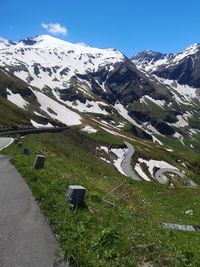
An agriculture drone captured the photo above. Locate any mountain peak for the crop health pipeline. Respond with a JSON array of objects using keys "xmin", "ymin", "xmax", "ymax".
[
  {"xmin": 34, "ymin": 34, "xmax": 65, "ymax": 43},
  {"xmin": 18, "ymin": 34, "xmax": 90, "ymax": 49},
  {"xmin": 182, "ymin": 43, "xmax": 200, "ymax": 55},
  {"xmin": 17, "ymin": 34, "xmax": 68, "ymax": 48},
  {"xmin": 132, "ymin": 50, "xmax": 163, "ymax": 60},
  {"xmin": 0, "ymin": 37, "xmax": 15, "ymax": 47},
  {"xmin": 15, "ymin": 34, "xmax": 124, "ymax": 60}
]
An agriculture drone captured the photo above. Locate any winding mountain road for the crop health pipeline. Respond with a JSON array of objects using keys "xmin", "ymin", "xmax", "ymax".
[
  {"xmin": 154, "ymin": 168, "xmax": 197, "ymax": 186},
  {"xmin": 154, "ymin": 168, "xmax": 185, "ymax": 184},
  {"xmin": 0, "ymin": 138, "xmax": 65, "ymax": 267},
  {"xmin": 121, "ymin": 141, "xmax": 197, "ymax": 187},
  {"xmin": 121, "ymin": 141, "xmax": 141, "ymax": 181}
]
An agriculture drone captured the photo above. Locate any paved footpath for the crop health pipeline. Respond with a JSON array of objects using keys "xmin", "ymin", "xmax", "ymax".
[{"xmin": 0, "ymin": 138, "xmax": 66, "ymax": 267}]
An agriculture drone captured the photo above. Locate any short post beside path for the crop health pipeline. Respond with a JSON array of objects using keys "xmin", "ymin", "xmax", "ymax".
[
  {"xmin": 17, "ymin": 142, "xmax": 23, "ymax": 148},
  {"xmin": 33, "ymin": 155, "xmax": 45, "ymax": 169},
  {"xmin": 23, "ymin": 148, "xmax": 30, "ymax": 155},
  {"xmin": 67, "ymin": 185, "xmax": 86, "ymax": 207}
]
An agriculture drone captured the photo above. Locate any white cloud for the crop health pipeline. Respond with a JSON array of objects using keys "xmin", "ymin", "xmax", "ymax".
[{"xmin": 41, "ymin": 23, "xmax": 68, "ymax": 36}]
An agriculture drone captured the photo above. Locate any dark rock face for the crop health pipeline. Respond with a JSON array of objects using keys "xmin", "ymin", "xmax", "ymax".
[
  {"xmin": 60, "ymin": 67, "xmax": 70, "ymax": 76},
  {"xmin": 105, "ymin": 61, "xmax": 154, "ymax": 105},
  {"xmin": 152, "ymin": 121, "xmax": 175, "ymax": 135},
  {"xmin": 61, "ymin": 59, "xmax": 183, "ymax": 137},
  {"xmin": 153, "ymin": 56, "xmax": 195, "ymax": 86},
  {"xmin": 13, "ymin": 87, "xmax": 33, "ymax": 97},
  {"xmin": 133, "ymin": 46, "xmax": 200, "ymax": 89},
  {"xmin": 56, "ymin": 75, "xmax": 90, "ymax": 103},
  {"xmin": 41, "ymin": 67, "xmax": 52, "ymax": 76},
  {"xmin": 132, "ymin": 51, "xmax": 165, "ymax": 64},
  {"xmin": 20, "ymin": 38, "xmax": 37, "ymax": 46},
  {"xmin": 0, "ymin": 69, "xmax": 34, "ymax": 98},
  {"xmin": 132, "ymin": 51, "xmax": 174, "ymax": 69},
  {"xmin": 165, "ymin": 114, "xmax": 179, "ymax": 123},
  {"xmin": 130, "ymin": 125, "xmax": 152, "ymax": 140},
  {"xmin": 129, "ymin": 111, "xmax": 151, "ymax": 123},
  {"xmin": 77, "ymin": 60, "xmax": 157, "ymax": 106},
  {"xmin": 33, "ymin": 64, "xmax": 40, "ymax": 77},
  {"xmin": 58, "ymin": 88, "xmax": 87, "ymax": 103}
]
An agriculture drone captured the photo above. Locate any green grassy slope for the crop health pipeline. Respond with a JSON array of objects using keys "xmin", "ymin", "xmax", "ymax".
[
  {"xmin": 3, "ymin": 129, "xmax": 200, "ymax": 266},
  {"xmin": 0, "ymin": 69, "xmax": 66, "ymax": 127},
  {"xmin": 0, "ymin": 95, "xmax": 32, "ymax": 127}
]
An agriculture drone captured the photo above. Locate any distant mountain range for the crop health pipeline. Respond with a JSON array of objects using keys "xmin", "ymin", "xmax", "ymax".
[
  {"xmin": 132, "ymin": 43, "xmax": 200, "ymax": 88},
  {"xmin": 0, "ymin": 35, "xmax": 199, "ymax": 147}
]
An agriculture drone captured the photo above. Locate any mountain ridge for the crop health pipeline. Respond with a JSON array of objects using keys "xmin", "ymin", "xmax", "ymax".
[
  {"xmin": 132, "ymin": 43, "xmax": 200, "ymax": 88},
  {"xmin": 2, "ymin": 34, "xmax": 200, "ymax": 62},
  {"xmin": 0, "ymin": 34, "xmax": 199, "ymax": 148}
]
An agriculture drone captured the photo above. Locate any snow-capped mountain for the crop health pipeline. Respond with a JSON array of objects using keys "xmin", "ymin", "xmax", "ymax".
[
  {"xmin": 132, "ymin": 43, "xmax": 200, "ymax": 88},
  {"xmin": 0, "ymin": 35, "xmax": 199, "ymax": 147},
  {"xmin": 0, "ymin": 37, "xmax": 15, "ymax": 48},
  {"xmin": 0, "ymin": 35, "xmax": 124, "ymax": 90}
]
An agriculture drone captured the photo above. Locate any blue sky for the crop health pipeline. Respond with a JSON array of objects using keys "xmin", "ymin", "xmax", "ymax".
[{"xmin": 1, "ymin": 0, "xmax": 200, "ymax": 56}]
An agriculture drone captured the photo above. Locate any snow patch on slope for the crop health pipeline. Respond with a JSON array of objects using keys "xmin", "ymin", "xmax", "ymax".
[
  {"xmin": 30, "ymin": 120, "xmax": 53, "ymax": 128},
  {"xmin": 171, "ymin": 115, "xmax": 189, "ymax": 127},
  {"xmin": 156, "ymin": 78, "xmax": 197, "ymax": 102},
  {"xmin": 114, "ymin": 103, "xmax": 141, "ymax": 128},
  {"xmin": 173, "ymin": 132, "xmax": 185, "ymax": 145},
  {"xmin": 7, "ymin": 89, "xmax": 29, "ymax": 109},
  {"xmin": 0, "ymin": 35, "xmax": 124, "ymax": 91},
  {"xmin": 33, "ymin": 90, "xmax": 81, "ymax": 126},
  {"xmin": 141, "ymin": 95, "xmax": 165, "ymax": 108},
  {"xmin": 97, "ymin": 146, "xmax": 128, "ymax": 175},
  {"xmin": 114, "ymin": 102, "xmax": 163, "ymax": 145},
  {"xmin": 82, "ymin": 125, "xmax": 97, "ymax": 133},
  {"xmin": 137, "ymin": 158, "xmax": 179, "ymax": 177},
  {"xmin": 135, "ymin": 164, "xmax": 151, "ymax": 181},
  {"xmin": 66, "ymin": 100, "xmax": 108, "ymax": 115}
]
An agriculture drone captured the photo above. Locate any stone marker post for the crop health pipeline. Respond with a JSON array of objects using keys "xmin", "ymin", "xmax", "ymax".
[
  {"xmin": 67, "ymin": 185, "xmax": 86, "ymax": 207},
  {"xmin": 17, "ymin": 142, "xmax": 23, "ymax": 148},
  {"xmin": 23, "ymin": 148, "xmax": 30, "ymax": 155},
  {"xmin": 14, "ymin": 139, "xmax": 19, "ymax": 144},
  {"xmin": 33, "ymin": 155, "xmax": 45, "ymax": 169}
]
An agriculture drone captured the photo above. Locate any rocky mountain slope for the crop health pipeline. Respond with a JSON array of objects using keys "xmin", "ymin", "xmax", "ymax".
[
  {"xmin": 132, "ymin": 44, "xmax": 200, "ymax": 88},
  {"xmin": 0, "ymin": 35, "xmax": 199, "ymax": 147},
  {"xmin": 0, "ymin": 68, "xmax": 81, "ymax": 128}
]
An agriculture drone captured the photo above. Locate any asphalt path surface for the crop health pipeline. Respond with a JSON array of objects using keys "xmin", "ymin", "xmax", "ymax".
[
  {"xmin": 154, "ymin": 168, "xmax": 197, "ymax": 186},
  {"xmin": 121, "ymin": 141, "xmax": 141, "ymax": 181},
  {"xmin": 154, "ymin": 168, "xmax": 185, "ymax": 184},
  {"xmin": 0, "ymin": 138, "xmax": 13, "ymax": 151},
  {"xmin": 0, "ymin": 138, "xmax": 66, "ymax": 267}
]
